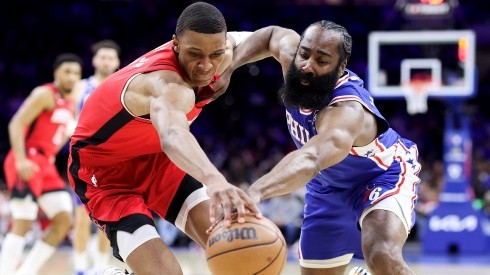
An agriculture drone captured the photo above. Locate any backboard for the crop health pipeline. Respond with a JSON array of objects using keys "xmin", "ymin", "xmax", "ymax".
[{"xmin": 368, "ymin": 30, "xmax": 476, "ymax": 99}]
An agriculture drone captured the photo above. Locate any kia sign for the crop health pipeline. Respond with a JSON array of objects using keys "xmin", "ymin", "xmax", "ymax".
[
  {"xmin": 422, "ymin": 202, "xmax": 488, "ymax": 253},
  {"xmin": 429, "ymin": 215, "xmax": 478, "ymax": 232}
]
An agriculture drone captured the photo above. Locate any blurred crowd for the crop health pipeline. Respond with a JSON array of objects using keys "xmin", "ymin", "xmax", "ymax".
[{"xmin": 1, "ymin": 0, "xmax": 490, "ymax": 249}]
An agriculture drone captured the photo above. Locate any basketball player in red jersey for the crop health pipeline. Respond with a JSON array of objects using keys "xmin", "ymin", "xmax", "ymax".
[
  {"xmin": 0, "ymin": 53, "xmax": 82, "ymax": 275},
  {"xmin": 71, "ymin": 40, "xmax": 121, "ymax": 275},
  {"xmin": 68, "ymin": 2, "xmax": 261, "ymax": 274}
]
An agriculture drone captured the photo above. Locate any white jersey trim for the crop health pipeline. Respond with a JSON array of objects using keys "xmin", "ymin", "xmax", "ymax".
[
  {"xmin": 329, "ymin": 95, "xmax": 376, "ymax": 115},
  {"xmin": 299, "ymin": 253, "xmax": 354, "ymax": 268},
  {"xmin": 120, "ymin": 73, "xmax": 151, "ymax": 122},
  {"xmin": 350, "ymin": 137, "xmax": 396, "ymax": 170}
]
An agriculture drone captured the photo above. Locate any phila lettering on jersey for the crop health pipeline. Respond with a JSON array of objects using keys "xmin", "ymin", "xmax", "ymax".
[{"xmin": 285, "ymin": 110, "xmax": 311, "ymax": 145}]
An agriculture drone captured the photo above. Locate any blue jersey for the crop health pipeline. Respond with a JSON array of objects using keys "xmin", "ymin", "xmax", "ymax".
[
  {"xmin": 77, "ymin": 76, "xmax": 98, "ymax": 114},
  {"xmin": 287, "ymin": 69, "xmax": 421, "ymax": 263},
  {"xmin": 285, "ymin": 69, "xmax": 403, "ymax": 190},
  {"xmin": 72, "ymin": 76, "xmax": 98, "ymax": 206}
]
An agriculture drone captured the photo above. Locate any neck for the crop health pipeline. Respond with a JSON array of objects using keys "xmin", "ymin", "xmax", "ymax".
[
  {"xmin": 93, "ymin": 72, "xmax": 109, "ymax": 84},
  {"xmin": 56, "ymin": 85, "xmax": 70, "ymax": 98}
]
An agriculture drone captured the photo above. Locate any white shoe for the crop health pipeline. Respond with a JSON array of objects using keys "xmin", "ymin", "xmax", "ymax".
[
  {"xmin": 348, "ymin": 266, "xmax": 372, "ymax": 275},
  {"xmin": 91, "ymin": 265, "xmax": 128, "ymax": 275}
]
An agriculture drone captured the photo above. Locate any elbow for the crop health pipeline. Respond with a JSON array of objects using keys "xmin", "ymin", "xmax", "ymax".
[
  {"xmin": 299, "ymin": 148, "xmax": 323, "ymax": 177},
  {"xmin": 304, "ymin": 131, "xmax": 353, "ymax": 171},
  {"xmin": 327, "ymin": 131, "xmax": 354, "ymax": 163}
]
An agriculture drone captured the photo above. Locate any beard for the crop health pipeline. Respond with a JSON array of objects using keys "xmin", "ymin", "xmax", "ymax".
[{"xmin": 278, "ymin": 61, "xmax": 342, "ymax": 110}]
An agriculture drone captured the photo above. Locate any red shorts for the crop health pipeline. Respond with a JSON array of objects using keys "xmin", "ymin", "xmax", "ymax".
[
  {"xmin": 3, "ymin": 149, "xmax": 66, "ymax": 198},
  {"xmin": 68, "ymin": 152, "xmax": 187, "ymax": 222}
]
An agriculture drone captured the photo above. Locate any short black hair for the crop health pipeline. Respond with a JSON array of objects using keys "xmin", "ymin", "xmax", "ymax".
[
  {"xmin": 302, "ymin": 20, "xmax": 352, "ymax": 63},
  {"xmin": 52, "ymin": 53, "xmax": 83, "ymax": 70},
  {"xmin": 175, "ymin": 2, "xmax": 227, "ymax": 37},
  {"xmin": 91, "ymin": 39, "xmax": 121, "ymax": 56}
]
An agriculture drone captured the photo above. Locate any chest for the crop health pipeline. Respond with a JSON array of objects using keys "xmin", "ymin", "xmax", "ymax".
[{"xmin": 285, "ymin": 108, "xmax": 317, "ymax": 146}]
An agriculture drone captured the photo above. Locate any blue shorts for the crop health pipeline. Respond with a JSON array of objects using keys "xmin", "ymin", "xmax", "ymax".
[
  {"xmin": 299, "ymin": 142, "xmax": 420, "ymax": 263},
  {"xmin": 300, "ymin": 184, "xmax": 364, "ymax": 261}
]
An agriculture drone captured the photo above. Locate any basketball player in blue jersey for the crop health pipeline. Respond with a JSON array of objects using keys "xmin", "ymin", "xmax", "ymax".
[
  {"xmin": 223, "ymin": 21, "xmax": 420, "ymax": 275},
  {"xmin": 71, "ymin": 39, "xmax": 121, "ymax": 275}
]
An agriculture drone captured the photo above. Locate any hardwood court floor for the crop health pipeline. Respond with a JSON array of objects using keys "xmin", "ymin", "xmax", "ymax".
[{"xmin": 38, "ymin": 244, "xmax": 490, "ymax": 275}]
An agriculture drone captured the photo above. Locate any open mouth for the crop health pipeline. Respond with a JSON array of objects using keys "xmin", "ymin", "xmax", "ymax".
[{"xmin": 300, "ymin": 79, "xmax": 310, "ymax": 86}]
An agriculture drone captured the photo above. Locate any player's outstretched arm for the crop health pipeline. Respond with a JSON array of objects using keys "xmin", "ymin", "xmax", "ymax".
[
  {"xmin": 248, "ymin": 101, "xmax": 367, "ymax": 202},
  {"xmin": 229, "ymin": 26, "xmax": 300, "ymax": 72},
  {"xmin": 215, "ymin": 26, "xmax": 299, "ymax": 96},
  {"xmin": 146, "ymin": 70, "xmax": 261, "ymax": 226},
  {"xmin": 8, "ymin": 87, "xmax": 53, "ymax": 180}
]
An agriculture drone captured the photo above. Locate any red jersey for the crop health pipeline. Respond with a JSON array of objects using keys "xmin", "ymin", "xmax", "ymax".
[
  {"xmin": 71, "ymin": 42, "xmax": 219, "ymax": 166},
  {"xmin": 25, "ymin": 83, "xmax": 74, "ymax": 158}
]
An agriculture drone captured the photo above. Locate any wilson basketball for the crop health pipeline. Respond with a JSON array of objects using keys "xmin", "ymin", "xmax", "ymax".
[{"xmin": 205, "ymin": 214, "xmax": 287, "ymax": 275}]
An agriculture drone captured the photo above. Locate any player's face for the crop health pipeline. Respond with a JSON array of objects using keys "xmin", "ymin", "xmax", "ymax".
[
  {"xmin": 173, "ymin": 30, "xmax": 226, "ymax": 87},
  {"xmin": 54, "ymin": 62, "xmax": 82, "ymax": 93},
  {"xmin": 278, "ymin": 27, "xmax": 346, "ymax": 110},
  {"xmin": 93, "ymin": 48, "xmax": 120, "ymax": 77}
]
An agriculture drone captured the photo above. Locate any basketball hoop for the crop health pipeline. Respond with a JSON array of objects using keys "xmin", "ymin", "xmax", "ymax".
[{"xmin": 402, "ymin": 78, "xmax": 434, "ymax": 115}]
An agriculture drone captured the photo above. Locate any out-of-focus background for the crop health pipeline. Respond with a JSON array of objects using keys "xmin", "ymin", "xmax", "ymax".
[{"xmin": 1, "ymin": 0, "xmax": 490, "ymax": 274}]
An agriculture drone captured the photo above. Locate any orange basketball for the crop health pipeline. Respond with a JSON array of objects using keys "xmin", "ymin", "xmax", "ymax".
[{"xmin": 205, "ymin": 214, "xmax": 287, "ymax": 275}]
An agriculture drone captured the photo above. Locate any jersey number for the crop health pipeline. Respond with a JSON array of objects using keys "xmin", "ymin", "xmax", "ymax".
[
  {"xmin": 368, "ymin": 187, "xmax": 383, "ymax": 201},
  {"xmin": 52, "ymin": 125, "xmax": 66, "ymax": 146}
]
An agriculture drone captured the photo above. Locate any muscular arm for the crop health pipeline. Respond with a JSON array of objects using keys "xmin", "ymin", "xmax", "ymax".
[
  {"xmin": 229, "ymin": 26, "xmax": 300, "ymax": 75},
  {"xmin": 248, "ymin": 101, "xmax": 368, "ymax": 201},
  {"xmin": 148, "ymin": 71, "xmax": 228, "ymax": 186},
  {"xmin": 8, "ymin": 87, "xmax": 54, "ymax": 180},
  {"xmin": 214, "ymin": 26, "xmax": 300, "ymax": 96},
  {"xmin": 144, "ymin": 70, "xmax": 260, "ymax": 224}
]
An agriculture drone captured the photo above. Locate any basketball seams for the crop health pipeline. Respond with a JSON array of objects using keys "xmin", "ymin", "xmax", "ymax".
[
  {"xmin": 205, "ymin": 216, "xmax": 287, "ymax": 274},
  {"xmin": 253, "ymin": 240, "xmax": 287, "ymax": 275},
  {"xmin": 207, "ymin": 221, "xmax": 284, "ymax": 260},
  {"xmin": 206, "ymin": 236, "xmax": 279, "ymax": 260}
]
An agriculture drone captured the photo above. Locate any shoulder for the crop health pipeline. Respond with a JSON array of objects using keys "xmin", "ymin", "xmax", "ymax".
[
  {"xmin": 20, "ymin": 85, "xmax": 56, "ymax": 110},
  {"xmin": 31, "ymin": 85, "xmax": 55, "ymax": 100},
  {"xmin": 130, "ymin": 69, "xmax": 194, "ymax": 101},
  {"xmin": 137, "ymin": 69, "xmax": 187, "ymax": 88}
]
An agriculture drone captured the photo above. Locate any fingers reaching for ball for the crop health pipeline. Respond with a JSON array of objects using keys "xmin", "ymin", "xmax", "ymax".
[{"xmin": 206, "ymin": 183, "xmax": 262, "ymax": 231}]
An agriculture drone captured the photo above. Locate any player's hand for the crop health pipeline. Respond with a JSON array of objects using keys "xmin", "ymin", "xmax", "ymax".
[
  {"xmin": 206, "ymin": 183, "xmax": 262, "ymax": 229},
  {"xmin": 15, "ymin": 158, "xmax": 39, "ymax": 181}
]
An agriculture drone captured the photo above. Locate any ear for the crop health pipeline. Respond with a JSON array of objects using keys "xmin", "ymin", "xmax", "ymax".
[
  {"xmin": 172, "ymin": 34, "xmax": 179, "ymax": 52},
  {"xmin": 339, "ymin": 60, "xmax": 347, "ymax": 77}
]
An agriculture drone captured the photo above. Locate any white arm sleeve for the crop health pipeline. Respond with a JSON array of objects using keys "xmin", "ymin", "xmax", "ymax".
[{"xmin": 227, "ymin": 31, "xmax": 253, "ymax": 47}]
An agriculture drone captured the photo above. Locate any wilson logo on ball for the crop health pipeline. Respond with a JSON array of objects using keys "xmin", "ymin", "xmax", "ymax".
[{"xmin": 208, "ymin": 227, "xmax": 258, "ymax": 247}]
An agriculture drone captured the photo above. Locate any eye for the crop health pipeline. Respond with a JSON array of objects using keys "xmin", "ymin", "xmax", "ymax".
[
  {"xmin": 211, "ymin": 52, "xmax": 224, "ymax": 59},
  {"xmin": 189, "ymin": 52, "xmax": 200, "ymax": 58},
  {"xmin": 317, "ymin": 60, "xmax": 329, "ymax": 65},
  {"xmin": 298, "ymin": 51, "xmax": 309, "ymax": 59}
]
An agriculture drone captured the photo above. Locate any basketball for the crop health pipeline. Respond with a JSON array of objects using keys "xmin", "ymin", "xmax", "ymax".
[{"xmin": 205, "ymin": 214, "xmax": 287, "ymax": 275}]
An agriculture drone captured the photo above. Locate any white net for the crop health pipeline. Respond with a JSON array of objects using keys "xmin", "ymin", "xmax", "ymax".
[{"xmin": 402, "ymin": 79, "xmax": 436, "ymax": 115}]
